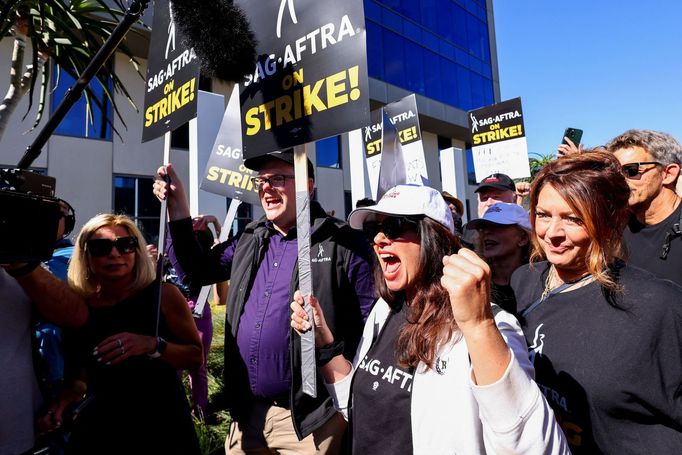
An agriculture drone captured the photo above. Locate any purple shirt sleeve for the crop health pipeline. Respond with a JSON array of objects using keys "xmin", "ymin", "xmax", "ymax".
[
  {"xmin": 347, "ymin": 249, "xmax": 376, "ymax": 322},
  {"xmin": 167, "ymin": 217, "xmax": 238, "ymax": 285}
]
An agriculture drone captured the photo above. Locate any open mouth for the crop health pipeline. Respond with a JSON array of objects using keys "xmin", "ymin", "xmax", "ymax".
[
  {"xmin": 379, "ymin": 252, "xmax": 401, "ymax": 277},
  {"xmin": 264, "ymin": 195, "xmax": 282, "ymax": 208},
  {"xmin": 483, "ymin": 240, "xmax": 499, "ymax": 248}
]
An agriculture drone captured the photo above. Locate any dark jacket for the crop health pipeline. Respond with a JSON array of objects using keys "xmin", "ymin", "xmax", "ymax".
[{"xmin": 169, "ymin": 201, "xmax": 374, "ymax": 439}]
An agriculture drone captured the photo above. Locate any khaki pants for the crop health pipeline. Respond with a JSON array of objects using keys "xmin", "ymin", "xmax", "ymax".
[{"xmin": 225, "ymin": 401, "xmax": 346, "ymax": 455}]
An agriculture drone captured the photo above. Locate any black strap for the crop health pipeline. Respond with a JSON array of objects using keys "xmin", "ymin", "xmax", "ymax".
[{"xmin": 660, "ymin": 208, "xmax": 682, "ymax": 260}]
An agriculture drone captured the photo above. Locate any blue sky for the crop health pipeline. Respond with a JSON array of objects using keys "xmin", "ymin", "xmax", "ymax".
[{"xmin": 492, "ymin": 0, "xmax": 682, "ymax": 158}]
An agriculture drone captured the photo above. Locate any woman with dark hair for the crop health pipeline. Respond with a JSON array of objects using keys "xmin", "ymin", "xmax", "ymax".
[
  {"xmin": 468, "ymin": 202, "xmax": 532, "ymax": 316},
  {"xmin": 291, "ymin": 185, "xmax": 568, "ymax": 454},
  {"xmin": 38, "ymin": 213, "xmax": 202, "ymax": 454},
  {"xmin": 513, "ymin": 151, "xmax": 682, "ymax": 453}
]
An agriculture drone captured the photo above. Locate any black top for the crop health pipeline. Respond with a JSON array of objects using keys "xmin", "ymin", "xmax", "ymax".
[
  {"xmin": 351, "ymin": 303, "xmax": 415, "ymax": 455},
  {"xmin": 491, "ymin": 282, "xmax": 517, "ymax": 316},
  {"xmin": 513, "ymin": 262, "xmax": 682, "ymax": 454},
  {"xmin": 65, "ymin": 284, "xmax": 200, "ymax": 455},
  {"xmin": 624, "ymin": 203, "xmax": 682, "ymax": 286}
]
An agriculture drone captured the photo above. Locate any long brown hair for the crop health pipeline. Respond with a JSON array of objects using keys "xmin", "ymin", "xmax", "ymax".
[
  {"xmin": 529, "ymin": 151, "xmax": 630, "ymax": 289},
  {"xmin": 375, "ymin": 217, "xmax": 461, "ymax": 370}
]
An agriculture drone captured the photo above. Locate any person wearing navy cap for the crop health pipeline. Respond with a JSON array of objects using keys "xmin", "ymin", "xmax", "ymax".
[{"xmin": 475, "ymin": 173, "xmax": 517, "ymax": 217}]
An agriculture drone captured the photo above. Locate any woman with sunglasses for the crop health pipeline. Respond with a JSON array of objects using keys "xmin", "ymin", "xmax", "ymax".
[
  {"xmin": 512, "ymin": 151, "xmax": 682, "ymax": 454},
  {"xmin": 290, "ymin": 185, "xmax": 568, "ymax": 454},
  {"xmin": 40, "ymin": 214, "xmax": 202, "ymax": 454}
]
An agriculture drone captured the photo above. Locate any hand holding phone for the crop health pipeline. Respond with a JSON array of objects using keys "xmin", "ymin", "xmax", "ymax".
[
  {"xmin": 558, "ymin": 127, "xmax": 583, "ymax": 157},
  {"xmin": 562, "ymin": 127, "xmax": 583, "ymax": 146}
]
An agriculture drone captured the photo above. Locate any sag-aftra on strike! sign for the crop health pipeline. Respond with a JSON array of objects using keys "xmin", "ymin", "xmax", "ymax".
[
  {"xmin": 141, "ymin": 0, "xmax": 200, "ymax": 143},
  {"xmin": 235, "ymin": 0, "xmax": 370, "ymax": 157}
]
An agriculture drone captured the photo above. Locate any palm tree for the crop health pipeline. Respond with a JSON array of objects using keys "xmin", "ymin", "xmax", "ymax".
[
  {"xmin": 0, "ymin": 0, "xmax": 144, "ymax": 141},
  {"xmin": 528, "ymin": 151, "xmax": 556, "ymax": 180}
]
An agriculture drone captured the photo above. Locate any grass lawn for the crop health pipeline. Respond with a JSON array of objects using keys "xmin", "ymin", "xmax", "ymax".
[{"xmin": 188, "ymin": 301, "xmax": 231, "ymax": 455}]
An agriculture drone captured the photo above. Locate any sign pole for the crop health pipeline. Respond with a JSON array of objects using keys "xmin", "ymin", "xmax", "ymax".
[
  {"xmin": 191, "ymin": 199, "xmax": 242, "ymax": 318},
  {"xmin": 154, "ymin": 131, "xmax": 172, "ymax": 337},
  {"xmin": 294, "ymin": 144, "xmax": 316, "ymax": 398},
  {"xmin": 188, "ymin": 117, "xmax": 200, "ymax": 217}
]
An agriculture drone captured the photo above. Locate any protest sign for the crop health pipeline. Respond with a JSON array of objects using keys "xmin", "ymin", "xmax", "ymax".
[
  {"xmin": 142, "ymin": 0, "xmax": 200, "ymax": 142},
  {"xmin": 363, "ymin": 94, "xmax": 428, "ymax": 199},
  {"xmin": 235, "ymin": 0, "xmax": 370, "ymax": 157},
  {"xmin": 361, "ymin": 108, "xmax": 382, "ymax": 199},
  {"xmin": 200, "ymin": 87, "xmax": 261, "ymax": 206},
  {"xmin": 468, "ymin": 97, "xmax": 530, "ymax": 181},
  {"xmin": 383, "ymin": 94, "xmax": 428, "ymax": 186},
  {"xmin": 377, "ymin": 109, "xmax": 405, "ymax": 200}
]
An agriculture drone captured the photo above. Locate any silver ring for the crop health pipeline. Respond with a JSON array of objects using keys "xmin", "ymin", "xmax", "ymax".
[
  {"xmin": 120, "ymin": 347, "xmax": 125, "ymax": 355},
  {"xmin": 116, "ymin": 339, "xmax": 122, "ymax": 348}
]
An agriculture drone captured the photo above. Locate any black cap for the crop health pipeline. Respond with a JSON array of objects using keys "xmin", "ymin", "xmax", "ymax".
[
  {"xmin": 475, "ymin": 173, "xmax": 515, "ymax": 193},
  {"xmin": 243, "ymin": 148, "xmax": 315, "ymax": 180}
]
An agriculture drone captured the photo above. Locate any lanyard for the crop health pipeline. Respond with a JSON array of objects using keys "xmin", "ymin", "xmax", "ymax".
[{"xmin": 520, "ymin": 274, "xmax": 592, "ymax": 319}]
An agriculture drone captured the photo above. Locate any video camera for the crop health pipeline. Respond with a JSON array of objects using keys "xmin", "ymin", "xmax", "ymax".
[
  {"xmin": 0, "ymin": 0, "xmax": 150, "ymax": 264},
  {"xmin": 0, "ymin": 169, "xmax": 62, "ymax": 263}
]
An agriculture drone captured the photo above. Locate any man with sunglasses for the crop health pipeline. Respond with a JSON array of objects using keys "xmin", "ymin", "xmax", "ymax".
[
  {"xmin": 154, "ymin": 149, "xmax": 374, "ymax": 454},
  {"xmin": 607, "ymin": 129, "xmax": 682, "ymax": 285}
]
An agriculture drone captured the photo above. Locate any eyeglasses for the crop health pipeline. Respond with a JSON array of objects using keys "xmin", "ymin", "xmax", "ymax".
[
  {"xmin": 621, "ymin": 161, "xmax": 663, "ymax": 179},
  {"xmin": 362, "ymin": 216, "xmax": 421, "ymax": 241},
  {"xmin": 250, "ymin": 174, "xmax": 295, "ymax": 188},
  {"xmin": 86, "ymin": 236, "xmax": 138, "ymax": 257}
]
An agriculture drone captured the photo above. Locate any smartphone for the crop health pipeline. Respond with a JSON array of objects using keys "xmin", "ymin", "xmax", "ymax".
[{"xmin": 562, "ymin": 127, "xmax": 583, "ymax": 146}]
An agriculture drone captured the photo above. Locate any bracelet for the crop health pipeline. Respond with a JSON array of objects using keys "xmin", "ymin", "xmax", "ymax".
[
  {"xmin": 316, "ymin": 339, "xmax": 345, "ymax": 367},
  {"xmin": 5, "ymin": 262, "xmax": 40, "ymax": 278}
]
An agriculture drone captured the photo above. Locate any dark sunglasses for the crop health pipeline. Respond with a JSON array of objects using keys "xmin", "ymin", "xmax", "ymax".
[
  {"xmin": 363, "ymin": 216, "xmax": 422, "ymax": 241},
  {"xmin": 86, "ymin": 236, "xmax": 138, "ymax": 257},
  {"xmin": 621, "ymin": 161, "xmax": 662, "ymax": 179}
]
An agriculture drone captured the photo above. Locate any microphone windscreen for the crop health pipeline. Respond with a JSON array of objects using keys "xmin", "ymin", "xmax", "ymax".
[{"xmin": 170, "ymin": 0, "xmax": 257, "ymax": 83}]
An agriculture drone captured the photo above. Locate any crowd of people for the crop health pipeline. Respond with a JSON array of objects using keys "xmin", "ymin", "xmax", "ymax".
[{"xmin": 2, "ymin": 128, "xmax": 682, "ymax": 454}]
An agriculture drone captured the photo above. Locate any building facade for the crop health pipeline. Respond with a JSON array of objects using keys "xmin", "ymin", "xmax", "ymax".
[{"xmin": 0, "ymin": 0, "xmax": 498, "ymax": 240}]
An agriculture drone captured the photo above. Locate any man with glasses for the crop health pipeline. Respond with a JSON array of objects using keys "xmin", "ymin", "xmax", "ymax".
[
  {"xmin": 154, "ymin": 149, "xmax": 374, "ymax": 454},
  {"xmin": 607, "ymin": 129, "xmax": 682, "ymax": 285}
]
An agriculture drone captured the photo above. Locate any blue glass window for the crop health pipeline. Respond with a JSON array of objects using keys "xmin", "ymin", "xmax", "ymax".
[
  {"xmin": 422, "ymin": 29, "xmax": 440, "ymax": 52},
  {"xmin": 456, "ymin": 65, "xmax": 472, "ymax": 110},
  {"xmin": 366, "ymin": 20, "xmax": 385, "ymax": 80},
  {"xmin": 51, "ymin": 63, "xmax": 112, "ymax": 140},
  {"xmin": 316, "ymin": 135, "xmax": 341, "ymax": 168},
  {"xmin": 452, "ymin": 4, "xmax": 468, "ymax": 49},
  {"xmin": 420, "ymin": 0, "xmax": 438, "ymax": 30},
  {"xmin": 440, "ymin": 58, "xmax": 458, "ymax": 106},
  {"xmin": 383, "ymin": 29, "xmax": 406, "ymax": 88},
  {"xmin": 402, "ymin": 19, "xmax": 422, "ymax": 43},
  {"xmin": 399, "ymin": 0, "xmax": 421, "ymax": 22},
  {"xmin": 423, "ymin": 50, "xmax": 442, "ymax": 101},
  {"xmin": 466, "ymin": 13, "xmax": 484, "ymax": 60},
  {"xmin": 365, "ymin": 0, "xmax": 382, "ymax": 22},
  {"xmin": 381, "ymin": 7, "xmax": 402, "ymax": 33},
  {"xmin": 113, "ymin": 176, "xmax": 160, "ymax": 242},
  {"xmin": 364, "ymin": 0, "xmax": 494, "ymax": 111},
  {"xmin": 470, "ymin": 72, "xmax": 485, "ymax": 109},
  {"xmin": 403, "ymin": 40, "xmax": 425, "ymax": 95},
  {"xmin": 435, "ymin": 0, "xmax": 455, "ymax": 43}
]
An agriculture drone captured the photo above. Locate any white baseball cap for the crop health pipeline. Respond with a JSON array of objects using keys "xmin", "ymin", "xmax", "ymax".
[
  {"xmin": 348, "ymin": 184, "xmax": 454, "ymax": 233},
  {"xmin": 467, "ymin": 202, "xmax": 531, "ymax": 232}
]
